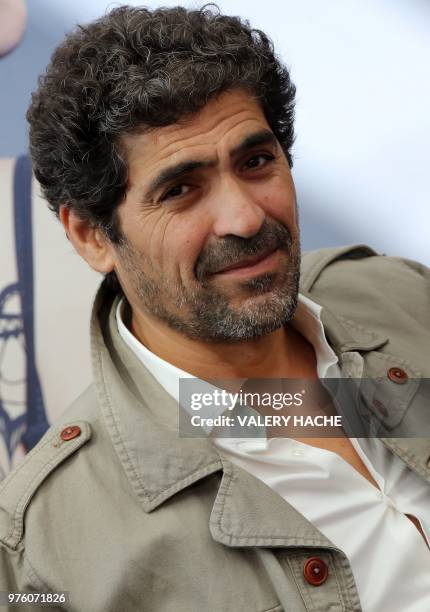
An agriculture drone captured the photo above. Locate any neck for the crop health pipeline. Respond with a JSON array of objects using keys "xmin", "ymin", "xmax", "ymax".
[{"xmin": 130, "ymin": 308, "xmax": 318, "ymax": 381}]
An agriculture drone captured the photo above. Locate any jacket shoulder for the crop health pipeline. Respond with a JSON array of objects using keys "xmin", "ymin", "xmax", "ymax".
[
  {"xmin": 300, "ymin": 243, "xmax": 429, "ymax": 296},
  {"xmin": 0, "ymin": 386, "xmax": 97, "ymax": 551},
  {"xmin": 300, "ymin": 244, "xmax": 430, "ymax": 360},
  {"xmin": 300, "ymin": 243, "xmax": 379, "ymax": 291}
]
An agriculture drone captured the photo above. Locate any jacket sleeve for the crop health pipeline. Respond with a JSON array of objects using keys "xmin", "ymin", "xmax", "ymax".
[{"xmin": 0, "ymin": 421, "xmax": 92, "ymax": 611}]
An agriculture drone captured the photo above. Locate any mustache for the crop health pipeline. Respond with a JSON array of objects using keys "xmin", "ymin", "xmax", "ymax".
[{"xmin": 195, "ymin": 221, "xmax": 293, "ymax": 280}]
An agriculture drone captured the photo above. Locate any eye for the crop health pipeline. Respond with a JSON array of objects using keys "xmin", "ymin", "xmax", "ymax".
[
  {"xmin": 160, "ymin": 183, "xmax": 193, "ymax": 202},
  {"xmin": 243, "ymin": 153, "xmax": 275, "ymax": 170}
]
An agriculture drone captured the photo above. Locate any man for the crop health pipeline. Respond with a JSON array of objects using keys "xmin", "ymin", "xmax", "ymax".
[{"xmin": 0, "ymin": 5, "xmax": 429, "ymax": 611}]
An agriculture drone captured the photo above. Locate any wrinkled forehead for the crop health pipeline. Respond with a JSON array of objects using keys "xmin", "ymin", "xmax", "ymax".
[{"xmin": 120, "ymin": 89, "xmax": 272, "ymax": 173}]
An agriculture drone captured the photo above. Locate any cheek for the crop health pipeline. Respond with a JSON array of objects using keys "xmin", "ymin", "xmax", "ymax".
[
  {"xmin": 123, "ymin": 211, "xmax": 177, "ymax": 272},
  {"xmin": 258, "ymin": 177, "xmax": 297, "ymax": 227},
  {"xmin": 161, "ymin": 216, "xmax": 210, "ymax": 282}
]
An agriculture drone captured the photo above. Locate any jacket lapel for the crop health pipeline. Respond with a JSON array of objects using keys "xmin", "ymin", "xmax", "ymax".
[
  {"xmin": 90, "ymin": 283, "xmax": 342, "ymax": 548},
  {"xmin": 209, "ymin": 455, "xmax": 335, "ymax": 549}
]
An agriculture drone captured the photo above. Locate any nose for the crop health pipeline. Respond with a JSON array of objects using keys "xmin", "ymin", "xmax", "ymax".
[{"xmin": 210, "ymin": 176, "xmax": 266, "ymax": 239}]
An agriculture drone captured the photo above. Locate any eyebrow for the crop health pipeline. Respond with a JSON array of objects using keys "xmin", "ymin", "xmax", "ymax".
[
  {"xmin": 142, "ymin": 128, "xmax": 278, "ymax": 201},
  {"xmin": 230, "ymin": 129, "xmax": 277, "ymax": 157}
]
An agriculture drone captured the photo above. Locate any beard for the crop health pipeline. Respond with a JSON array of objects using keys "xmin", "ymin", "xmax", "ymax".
[{"xmin": 115, "ymin": 218, "xmax": 301, "ymax": 342}]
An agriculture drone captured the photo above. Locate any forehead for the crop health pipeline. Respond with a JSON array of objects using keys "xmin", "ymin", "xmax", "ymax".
[{"xmin": 122, "ymin": 89, "xmax": 272, "ymax": 175}]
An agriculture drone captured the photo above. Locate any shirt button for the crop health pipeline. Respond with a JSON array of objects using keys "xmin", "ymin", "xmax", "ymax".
[
  {"xmin": 60, "ymin": 425, "xmax": 81, "ymax": 441},
  {"xmin": 387, "ymin": 367, "xmax": 408, "ymax": 384},
  {"xmin": 303, "ymin": 557, "xmax": 329, "ymax": 586}
]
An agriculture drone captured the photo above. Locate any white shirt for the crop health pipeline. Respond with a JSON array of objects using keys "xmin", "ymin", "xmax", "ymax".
[{"xmin": 117, "ymin": 295, "xmax": 430, "ymax": 612}]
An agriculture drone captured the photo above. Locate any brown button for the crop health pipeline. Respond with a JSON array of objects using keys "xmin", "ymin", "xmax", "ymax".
[
  {"xmin": 60, "ymin": 425, "xmax": 81, "ymax": 441},
  {"xmin": 387, "ymin": 367, "xmax": 408, "ymax": 384},
  {"xmin": 373, "ymin": 399, "xmax": 388, "ymax": 417},
  {"xmin": 303, "ymin": 557, "xmax": 329, "ymax": 586}
]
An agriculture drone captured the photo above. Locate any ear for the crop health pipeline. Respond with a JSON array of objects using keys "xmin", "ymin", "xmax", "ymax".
[{"xmin": 59, "ymin": 206, "xmax": 115, "ymax": 274}]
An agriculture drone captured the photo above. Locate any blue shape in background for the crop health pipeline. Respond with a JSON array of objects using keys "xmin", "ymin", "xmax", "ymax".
[
  {"xmin": 0, "ymin": 156, "xmax": 49, "ymax": 464},
  {"xmin": 0, "ymin": 283, "xmax": 27, "ymax": 462}
]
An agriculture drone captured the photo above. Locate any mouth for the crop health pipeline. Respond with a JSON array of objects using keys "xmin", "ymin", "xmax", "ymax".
[{"xmin": 212, "ymin": 248, "xmax": 280, "ymax": 278}]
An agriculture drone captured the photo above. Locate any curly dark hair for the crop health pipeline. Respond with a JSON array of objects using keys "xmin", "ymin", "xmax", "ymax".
[{"xmin": 27, "ymin": 3, "xmax": 296, "ymax": 245}]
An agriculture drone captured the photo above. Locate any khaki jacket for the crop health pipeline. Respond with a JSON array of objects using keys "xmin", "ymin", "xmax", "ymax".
[{"xmin": 0, "ymin": 245, "xmax": 429, "ymax": 612}]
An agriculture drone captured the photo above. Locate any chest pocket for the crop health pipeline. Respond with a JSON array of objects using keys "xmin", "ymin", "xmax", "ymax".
[{"xmin": 359, "ymin": 350, "xmax": 422, "ymax": 435}]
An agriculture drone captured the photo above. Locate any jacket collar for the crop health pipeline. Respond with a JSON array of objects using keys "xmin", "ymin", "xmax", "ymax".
[
  {"xmin": 299, "ymin": 289, "xmax": 388, "ymax": 354},
  {"xmin": 91, "ymin": 282, "xmax": 222, "ymax": 512},
  {"xmin": 89, "ymin": 280, "xmax": 389, "ymax": 508},
  {"xmin": 299, "ymin": 243, "xmax": 389, "ymax": 354},
  {"xmin": 89, "ymin": 277, "xmax": 429, "ymax": 547},
  {"xmin": 90, "ymin": 281, "xmax": 341, "ymax": 549}
]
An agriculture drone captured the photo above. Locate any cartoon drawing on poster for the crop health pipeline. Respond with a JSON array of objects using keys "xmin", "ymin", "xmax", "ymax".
[
  {"xmin": 0, "ymin": 283, "xmax": 27, "ymax": 476},
  {"xmin": 0, "ymin": 156, "xmax": 50, "ymax": 475}
]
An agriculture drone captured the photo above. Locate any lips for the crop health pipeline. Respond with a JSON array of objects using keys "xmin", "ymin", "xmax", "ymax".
[{"xmin": 213, "ymin": 247, "xmax": 278, "ymax": 274}]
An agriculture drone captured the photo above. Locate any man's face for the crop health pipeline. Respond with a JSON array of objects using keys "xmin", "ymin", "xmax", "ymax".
[{"xmin": 111, "ymin": 89, "xmax": 301, "ymax": 342}]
